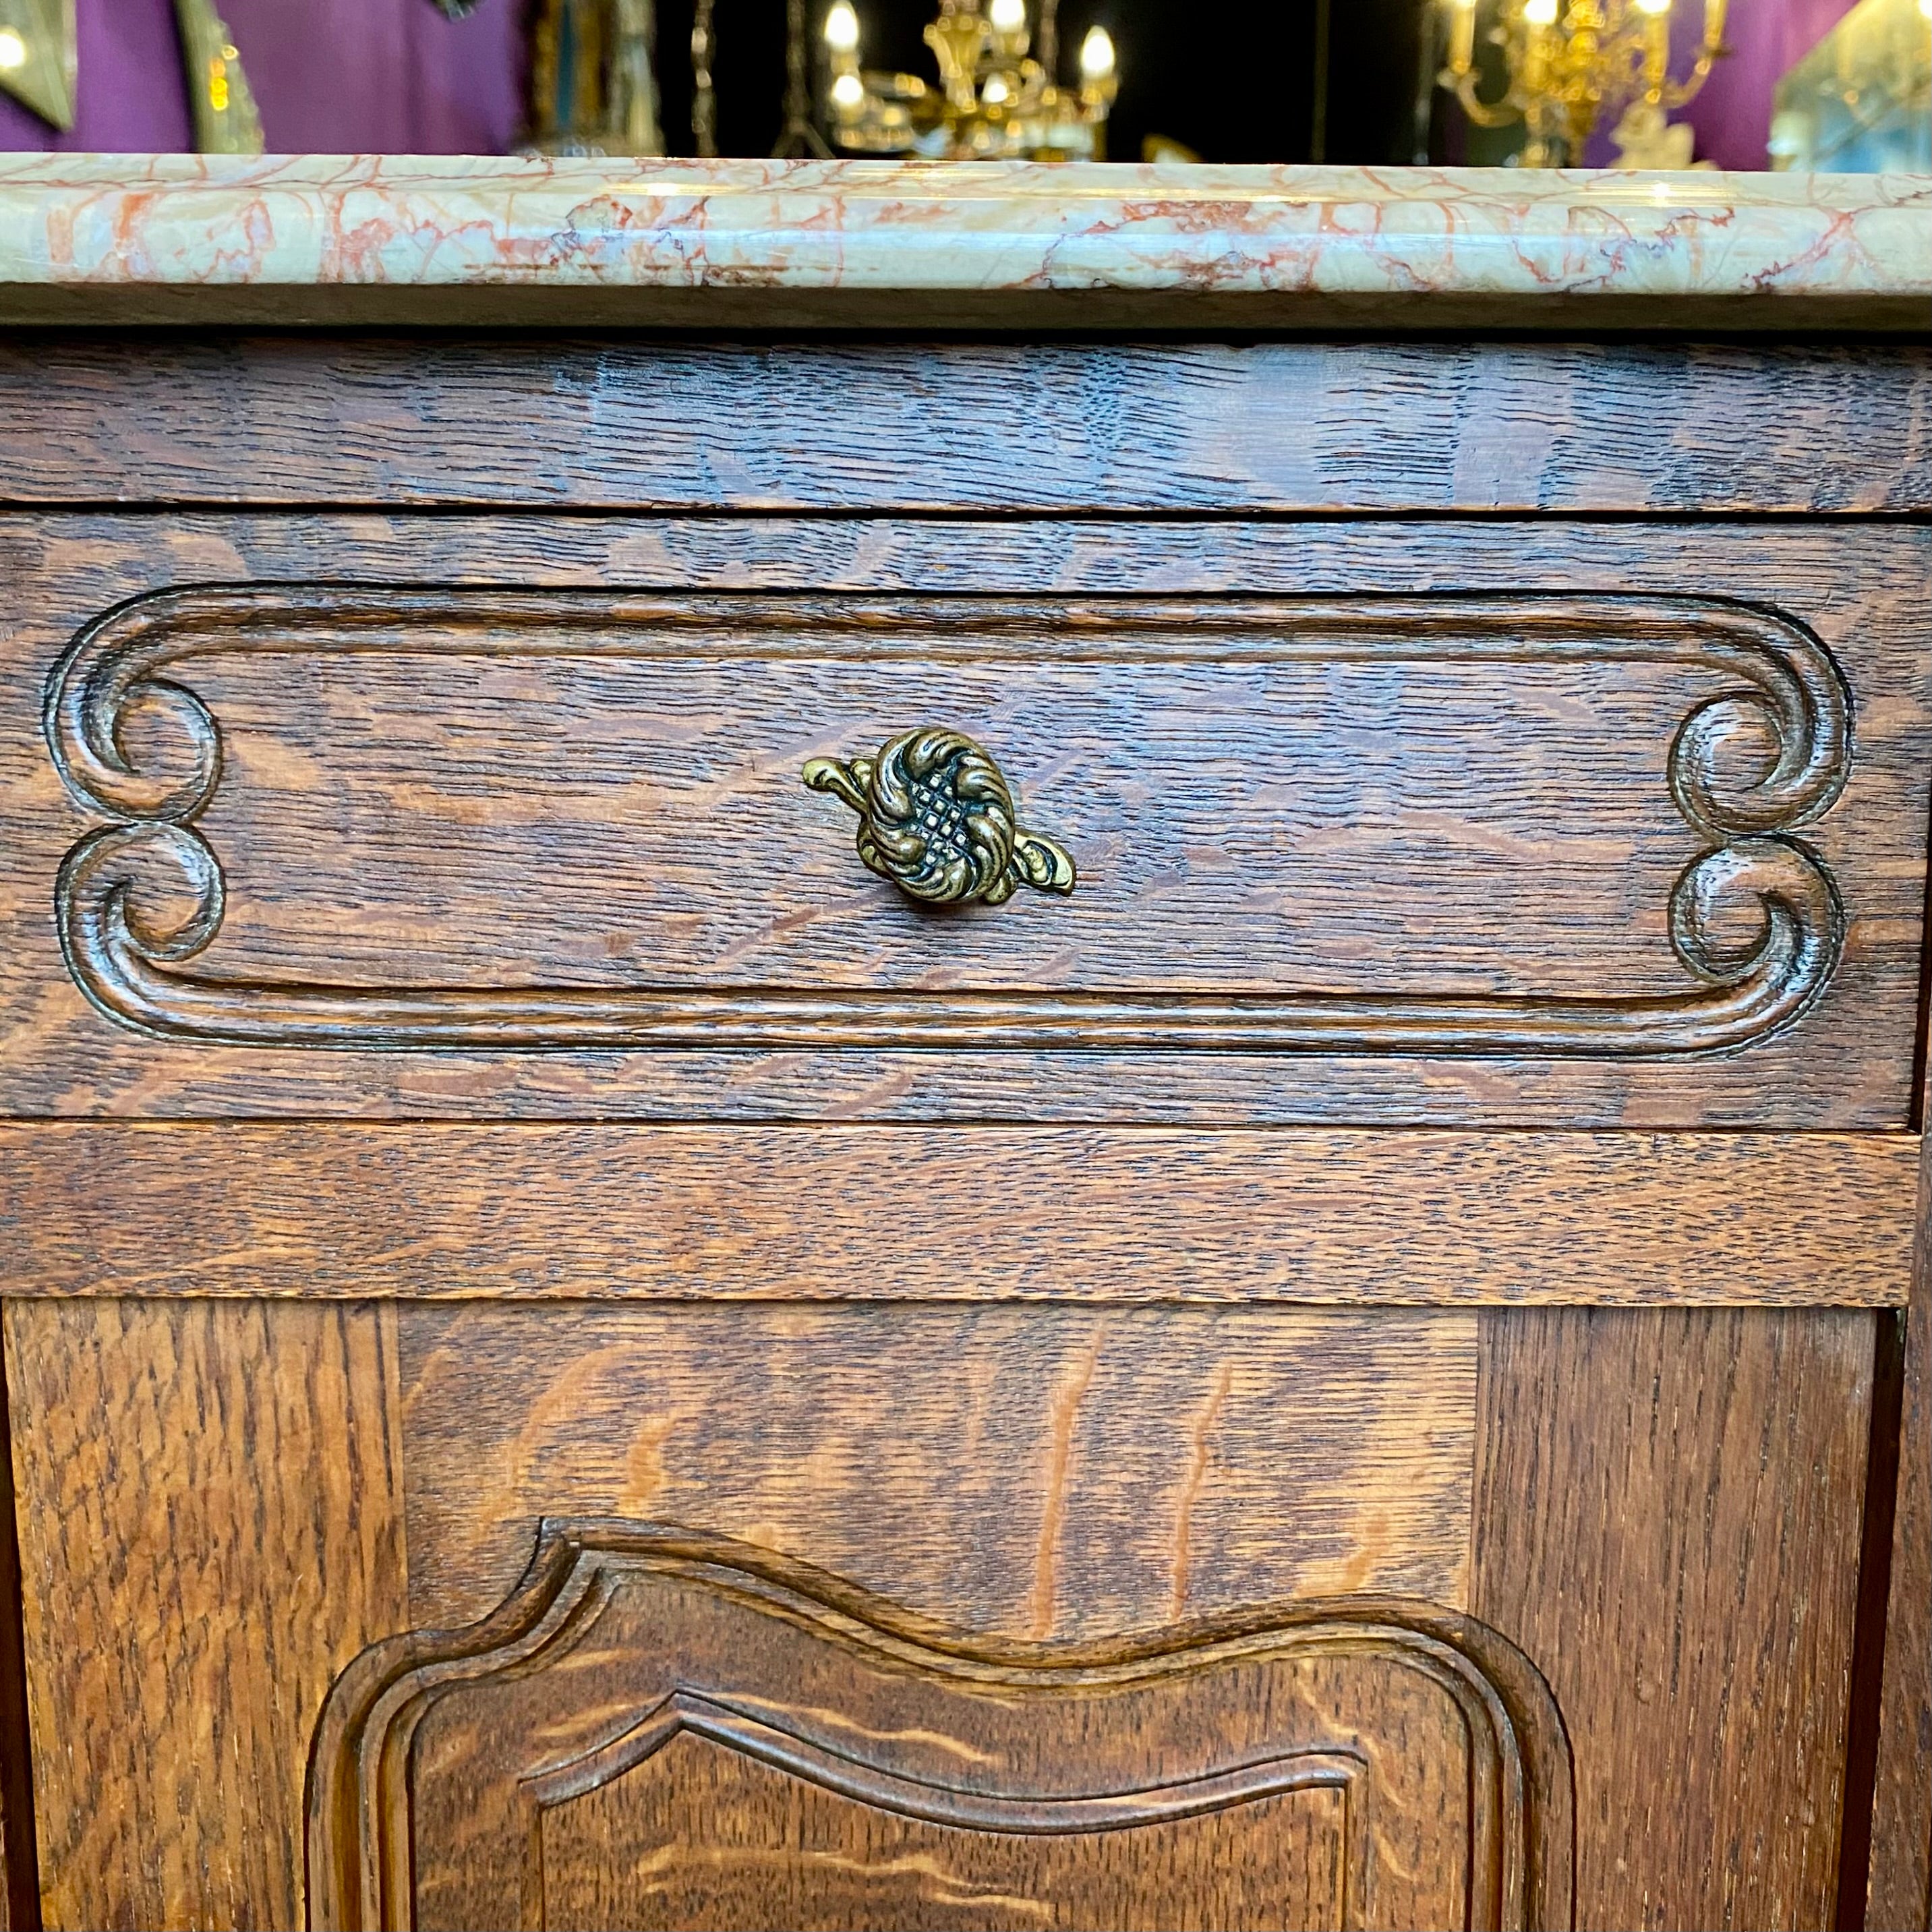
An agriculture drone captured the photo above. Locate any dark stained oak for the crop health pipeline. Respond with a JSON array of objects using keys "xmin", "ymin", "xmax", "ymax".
[
  {"xmin": 1, "ymin": 512, "xmax": 1926, "ymax": 1126},
  {"xmin": 0, "ymin": 1123, "xmax": 1912, "ymax": 1308},
  {"xmin": 1471, "ymin": 1306, "xmax": 1877, "ymax": 1932},
  {"xmin": 1868, "ymin": 1132, "xmax": 1932, "ymax": 1932},
  {"xmin": 0, "ymin": 337, "xmax": 1928, "ymax": 513},
  {"xmin": 0, "ymin": 314, "xmax": 1924, "ymax": 1932},
  {"xmin": 45, "ymin": 585, "xmax": 1850, "ymax": 1054},
  {"xmin": 0, "ymin": 1318, "xmax": 36, "ymax": 1932}
]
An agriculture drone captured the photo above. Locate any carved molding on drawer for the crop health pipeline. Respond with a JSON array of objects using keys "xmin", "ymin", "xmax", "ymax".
[
  {"xmin": 47, "ymin": 585, "xmax": 1848, "ymax": 1057},
  {"xmin": 303, "ymin": 1520, "xmax": 1576, "ymax": 1932}
]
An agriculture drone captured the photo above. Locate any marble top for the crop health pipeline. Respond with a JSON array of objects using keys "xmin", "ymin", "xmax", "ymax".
[{"xmin": 0, "ymin": 152, "xmax": 1927, "ymax": 329}]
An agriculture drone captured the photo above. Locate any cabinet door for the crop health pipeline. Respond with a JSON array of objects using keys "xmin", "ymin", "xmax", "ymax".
[{"xmin": 309, "ymin": 1524, "xmax": 1570, "ymax": 1932}]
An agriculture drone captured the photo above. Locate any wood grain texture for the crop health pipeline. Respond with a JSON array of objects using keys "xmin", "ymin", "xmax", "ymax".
[
  {"xmin": 1868, "ymin": 1130, "xmax": 1932, "ymax": 1932},
  {"xmin": 310, "ymin": 1523, "xmax": 1573, "ymax": 1932},
  {"xmin": 46, "ymin": 585, "xmax": 1848, "ymax": 1058},
  {"xmin": 0, "ymin": 1122, "xmax": 1913, "ymax": 1308},
  {"xmin": 394, "ymin": 1304, "xmax": 1477, "ymax": 1634},
  {"xmin": 539, "ymin": 1752, "xmax": 1350, "ymax": 1932},
  {"xmin": 1472, "ymin": 1306, "xmax": 1876, "ymax": 1932},
  {"xmin": 4, "ymin": 1298, "xmax": 408, "ymax": 1932},
  {"xmin": 0, "ymin": 1317, "xmax": 36, "ymax": 1932},
  {"xmin": 1, "ymin": 337, "xmax": 1929, "ymax": 513},
  {"xmin": 1, "ymin": 513, "xmax": 1927, "ymax": 1125}
]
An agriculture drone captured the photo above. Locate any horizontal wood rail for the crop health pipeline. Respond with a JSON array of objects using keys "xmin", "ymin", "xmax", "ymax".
[{"xmin": 0, "ymin": 1123, "xmax": 1912, "ymax": 1307}]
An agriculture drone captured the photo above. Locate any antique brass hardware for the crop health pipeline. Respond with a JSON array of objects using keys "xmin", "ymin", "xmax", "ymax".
[{"xmin": 803, "ymin": 726, "xmax": 1076, "ymax": 907}]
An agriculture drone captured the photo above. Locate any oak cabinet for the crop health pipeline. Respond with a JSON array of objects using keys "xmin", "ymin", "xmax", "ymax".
[{"xmin": 0, "ymin": 331, "xmax": 1926, "ymax": 1932}]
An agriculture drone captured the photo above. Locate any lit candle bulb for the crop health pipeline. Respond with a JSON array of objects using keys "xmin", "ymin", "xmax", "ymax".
[
  {"xmin": 989, "ymin": 0, "xmax": 1026, "ymax": 30},
  {"xmin": 1522, "ymin": 0, "xmax": 1557, "ymax": 25},
  {"xmin": 830, "ymin": 69, "xmax": 865, "ymax": 109},
  {"xmin": 1079, "ymin": 24, "xmax": 1116, "ymax": 78},
  {"xmin": 1633, "ymin": 0, "xmax": 1670, "ymax": 97},
  {"xmin": 0, "ymin": 28, "xmax": 24, "ymax": 69},
  {"xmin": 823, "ymin": 1, "xmax": 860, "ymax": 51}
]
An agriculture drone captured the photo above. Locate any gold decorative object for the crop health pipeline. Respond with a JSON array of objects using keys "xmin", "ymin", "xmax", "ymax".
[
  {"xmin": 0, "ymin": 0, "xmax": 261, "ymax": 151},
  {"xmin": 774, "ymin": 0, "xmax": 834, "ymax": 155},
  {"xmin": 821, "ymin": 0, "xmax": 1116, "ymax": 159},
  {"xmin": 173, "ymin": 0, "xmax": 262, "ymax": 155},
  {"xmin": 1438, "ymin": 0, "xmax": 1726, "ymax": 165},
  {"xmin": 525, "ymin": 0, "xmax": 663, "ymax": 156},
  {"xmin": 690, "ymin": 0, "xmax": 717, "ymax": 154},
  {"xmin": 0, "ymin": 0, "xmax": 76, "ymax": 131},
  {"xmin": 804, "ymin": 728, "xmax": 1076, "ymax": 908}
]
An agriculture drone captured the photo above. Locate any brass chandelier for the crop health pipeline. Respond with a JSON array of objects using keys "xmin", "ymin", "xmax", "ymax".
[
  {"xmin": 1439, "ymin": 0, "xmax": 1728, "ymax": 165},
  {"xmin": 821, "ymin": 0, "xmax": 1117, "ymax": 160}
]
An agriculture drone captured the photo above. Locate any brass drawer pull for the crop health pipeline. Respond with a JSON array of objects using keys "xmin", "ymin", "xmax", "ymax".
[{"xmin": 804, "ymin": 726, "xmax": 1076, "ymax": 907}]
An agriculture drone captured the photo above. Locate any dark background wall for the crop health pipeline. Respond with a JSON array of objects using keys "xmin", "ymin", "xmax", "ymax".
[{"xmin": 657, "ymin": 0, "xmax": 1429, "ymax": 163}]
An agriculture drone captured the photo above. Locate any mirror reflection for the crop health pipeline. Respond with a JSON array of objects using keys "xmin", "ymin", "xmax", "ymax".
[{"xmin": 0, "ymin": 0, "xmax": 1923, "ymax": 168}]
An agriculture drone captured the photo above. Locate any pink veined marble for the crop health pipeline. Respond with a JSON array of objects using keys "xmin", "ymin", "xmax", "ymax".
[{"xmin": 0, "ymin": 154, "xmax": 1926, "ymax": 323}]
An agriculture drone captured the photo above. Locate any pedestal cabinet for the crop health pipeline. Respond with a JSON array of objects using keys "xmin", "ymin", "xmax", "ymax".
[{"xmin": 0, "ymin": 322, "xmax": 1927, "ymax": 1932}]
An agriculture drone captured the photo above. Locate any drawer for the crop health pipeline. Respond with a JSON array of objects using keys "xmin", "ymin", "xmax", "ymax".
[{"xmin": 1, "ymin": 510, "xmax": 1927, "ymax": 1125}]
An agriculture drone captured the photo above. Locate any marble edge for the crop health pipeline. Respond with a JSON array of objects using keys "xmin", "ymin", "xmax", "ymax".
[{"xmin": 0, "ymin": 154, "xmax": 1928, "ymax": 324}]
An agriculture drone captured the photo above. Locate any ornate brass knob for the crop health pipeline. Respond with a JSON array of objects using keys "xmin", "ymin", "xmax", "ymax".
[{"xmin": 803, "ymin": 726, "xmax": 1076, "ymax": 907}]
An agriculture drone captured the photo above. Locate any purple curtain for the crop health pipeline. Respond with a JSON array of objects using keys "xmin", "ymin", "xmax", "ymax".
[
  {"xmin": 1684, "ymin": 0, "xmax": 1861, "ymax": 168},
  {"xmin": 0, "ymin": 0, "xmax": 526, "ymax": 152}
]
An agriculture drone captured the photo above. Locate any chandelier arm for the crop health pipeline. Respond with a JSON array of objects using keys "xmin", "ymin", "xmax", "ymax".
[
  {"xmin": 1658, "ymin": 48, "xmax": 1722, "ymax": 109},
  {"xmin": 1660, "ymin": 0, "xmax": 1727, "ymax": 108},
  {"xmin": 1448, "ymin": 66, "xmax": 1526, "ymax": 127}
]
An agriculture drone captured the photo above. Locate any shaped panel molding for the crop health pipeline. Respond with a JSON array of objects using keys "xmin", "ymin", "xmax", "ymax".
[
  {"xmin": 48, "ymin": 586, "xmax": 1848, "ymax": 1058},
  {"xmin": 305, "ymin": 1521, "xmax": 1575, "ymax": 1932}
]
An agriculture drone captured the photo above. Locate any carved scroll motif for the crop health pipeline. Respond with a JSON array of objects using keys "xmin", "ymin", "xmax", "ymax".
[
  {"xmin": 303, "ymin": 1520, "xmax": 1576, "ymax": 1932},
  {"xmin": 47, "ymin": 587, "xmax": 1850, "ymax": 1056}
]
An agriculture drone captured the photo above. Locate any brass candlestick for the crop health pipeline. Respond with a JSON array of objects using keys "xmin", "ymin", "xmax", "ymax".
[
  {"xmin": 821, "ymin": 0, "xmax": 1117, "ymax": 159},
  {"xmin": 1437, "ymin": 0, "xmax": 1727, "ymax": 165}
]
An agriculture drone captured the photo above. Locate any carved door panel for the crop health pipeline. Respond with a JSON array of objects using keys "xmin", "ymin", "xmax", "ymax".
[{"xmin": 308, "ymin": 1525, "xmax": 1573, "ymax": 1932}]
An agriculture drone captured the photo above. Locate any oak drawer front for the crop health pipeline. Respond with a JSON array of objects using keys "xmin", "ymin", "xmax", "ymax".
[{"xmin": 3, "ymin": 512, "xmax": 1927, "ymax": 1124}]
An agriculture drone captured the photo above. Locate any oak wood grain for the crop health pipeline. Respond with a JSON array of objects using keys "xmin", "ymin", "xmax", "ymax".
[
  {"xmin": 541, "ymin": 1752, "xmax": 1351, "ymax": 1932},
  {"xmin": 0, "ymin": 1123, "xmax": 1912, "ymax": 1308},
  {"xmin": 0, "ymin": 318, "xmax": 1919, "ymax": 1932},
  {"xmin": 1472, "ymin": 1306, "xmax": 1876, "ymax": 1932},
  {"xmin": 1, "ymin": 336, "xmax": 1927, "ymax": 513},
  {"xmin": 45, "ymin": 586, "xmax": 1848, "ymax": 1062},
  {"xmin": 4, "ymin": 511, "xmax": 1925, "ymax": 1125},
  {"xmin": 3, "ymin": 1298, "xmax": 408, "ymax": 1932},
  {"xmin": 0, "ymin": 1318, "xmax": 36, "ymax": 1932},
  {"xmin": 1868, "ymin": 1131, "xmax": 1932, "ymax": 1932},
  {"xmin": 393, "ymin": 1304, "xmax": 1477, "ymax": 1635},
  {"xmin": 53, "ymin": 587, "xmax": 1848, "ymax": 1005},
  {"xmin": 312, "ymin": 1523, "xmax": 1573, "ymax": 1932}
]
